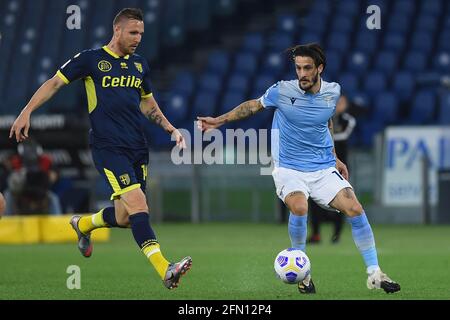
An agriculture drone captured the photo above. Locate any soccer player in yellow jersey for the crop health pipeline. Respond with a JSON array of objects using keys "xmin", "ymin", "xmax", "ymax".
[{"xmin": 9, "ymin": 8, "xmax": 192, "ymax": 290}]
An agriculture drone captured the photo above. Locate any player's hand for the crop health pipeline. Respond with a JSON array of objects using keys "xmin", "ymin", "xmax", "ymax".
[
  {"xmin": 9, "ymin": 111, "xmax": 31, "ymax": 143},
  {"xmin": 196, "ymin": 116, "xmax": 222, "ymax": 132},
  {"xmin": 335, "ymin": 158, "xmax": 349, "ymax": 180},
  {"xmin": 172, "ymin": 129, "xmax": 186, "ymax": 149}
]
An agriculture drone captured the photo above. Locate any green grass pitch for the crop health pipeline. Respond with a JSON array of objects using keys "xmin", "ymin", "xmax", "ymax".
[{"xmin": 0, "ymin": 223, "xmax": 449, "ymax": 300}]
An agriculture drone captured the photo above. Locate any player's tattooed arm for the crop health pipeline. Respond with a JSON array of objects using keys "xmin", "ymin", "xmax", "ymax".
[
  {"xmin": 140, "ymin": 95, "xmax": 176, "ymax": 134},
  {"xmin": 141, "ymin": 95, "xmax": 187, "ymax": 149},
  {"xmin": 197, "ymin": 99, "xmax": 264, "ymax": 131},
  {"xmin": 218, "ymin": 99, "xmax": 264, "ymax": 123}
]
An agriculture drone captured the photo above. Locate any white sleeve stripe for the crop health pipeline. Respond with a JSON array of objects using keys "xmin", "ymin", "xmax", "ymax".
[
  {"xmin": 259, "ymin": 96, "xmax": 269, "ymax": 108},
  {"xmin": 334, "ymin": 113, "xmax": 356, "ymax": 141}
]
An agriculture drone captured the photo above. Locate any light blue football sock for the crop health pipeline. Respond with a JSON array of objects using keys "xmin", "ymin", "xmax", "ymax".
[
  {"xmin": 288, "ymin": 213, "xmax": 307, "ymax": 252},
  {"xmin": 347, "ymin": 212, "xmax": 379, "ymax": 273}
]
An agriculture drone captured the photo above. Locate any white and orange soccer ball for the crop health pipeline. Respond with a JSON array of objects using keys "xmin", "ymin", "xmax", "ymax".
[{"xmin": 274, "ymin": 248, "xmax": 311, "ymax": 284}]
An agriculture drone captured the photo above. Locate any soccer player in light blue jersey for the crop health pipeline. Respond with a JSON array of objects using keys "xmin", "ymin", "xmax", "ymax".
[{"xmin": 198, "ymin": 43, "xmax": 400, "ymax": 294}]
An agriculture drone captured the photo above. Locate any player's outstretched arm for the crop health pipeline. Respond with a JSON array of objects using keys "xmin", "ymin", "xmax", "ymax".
[
  {"xmin": 140, "ymin": 95, "xmax": 186, "ymax": 149},
  {"xmin": 9, "ymin": 75, "xmax": 66, "ymax": 142},
  {"xmin": 197, "ymin": 99, "xmax": 264, "ymax": 132}
]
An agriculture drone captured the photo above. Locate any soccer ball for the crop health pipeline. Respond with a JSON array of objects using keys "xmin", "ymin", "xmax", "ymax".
[{"xmin": 274, "ymin": 248, "xmax": 311, "ymax": 284}]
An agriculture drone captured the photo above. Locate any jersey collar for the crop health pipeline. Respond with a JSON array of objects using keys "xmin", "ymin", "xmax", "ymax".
[{"xmin": 102, "ymin": 45, "xmax": 130, "ymax": 60}]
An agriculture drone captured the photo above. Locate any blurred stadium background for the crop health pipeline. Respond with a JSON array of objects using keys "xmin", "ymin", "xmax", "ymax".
[
  {"xmin": 0, "ymin": 0, "xmax": 449, "ymax": 224},
  {"xmin": 1, "ymin": 0, "xmax": 450, "ymax": 301}
]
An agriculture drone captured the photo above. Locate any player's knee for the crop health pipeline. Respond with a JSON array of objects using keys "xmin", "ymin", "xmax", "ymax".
[
  {"xmin": 290, "ymin": 202, "xmax": 308, "ymax": 216},
  {"xmin": 344, "ymin": 202, "xmax": 364, "ymax": 217},
  {"xmin": 116, "ymin": 215, "xmax": 130, "ymax": 227},
  {"xmin": 122, "ymin": 190, "xmax": 149, "ymax": 214},
  {"xmin": 128, "ymin": 204, "xmax": 148, "ymax": 214}
]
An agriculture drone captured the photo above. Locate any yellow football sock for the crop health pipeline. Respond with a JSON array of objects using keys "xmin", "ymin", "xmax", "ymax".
[
  {"xmin": 78, "ymin": 209, "xmax": 108, "ymax": 234},
  {"xmin": 142, "ymin": 243, "xmax": 170, "ymax": 279}
]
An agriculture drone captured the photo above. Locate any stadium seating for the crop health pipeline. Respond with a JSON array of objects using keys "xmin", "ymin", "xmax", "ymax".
[
  {"xmin": 192, "ymin": 91, "xmax": 218, "ymax": 118},
  {"xmin": 438, "ymin": 93, "xmax": 450, "ymax": 124},
  {"xmin": 169, "ymin": 71, "xmax": 196, "ymax": 97},
  {"xmin": 1, "ymin": 0, "xmax": 449, "ymax": 150},
  {"xmin": 354, "ymin": 30, "xmax": 379, "ymax": 54},
  {"xmin": 338, "ymin": 73, "xmax": 360, "ymax": 95},
  {"xmin": 387, "ymin": 14, "xmax": 411, "ymax": 34},
  {"xmin": 364, "ymin": 72, "xmax": 387, "ymax": 97},
  {"xmin": 433, "ymin": 52, "xmax": 450, "ymax": 74},
  {"xmin": 260, "ymin": 52, "xmax": 285, "ymax": 78},
  {"xmin": 233, "ymin": 52, "xmax": 258, "ymax": 76},
  {"xmin": 252, "ymin": 74, "xmax": 276, "ymax": 97},
  {"xmin": 241, "ymin": 32, "xmax": 265, "ymax": 54},
  {"xmin": 392, "ymin": 0, "xmax": 415, "ymax": 17},
  {"xmin": 198, "ymin": 72, "xmax": 223, "ymax": 93},
  {"xmin": 326, "ymin": 32, "xmax": 351, "ymax": 54},
  {"xmin": 267, "ymin": 32, "xmax": 294, "ymax": 52},
  {"xmin": 392, "ymin": 71, "xmax": 415, "ymax": 103},
  {"xmin": 206, "ymin": 50, "xmax": 231, "ymax": 76},
  {"xmin": 323, "ymin": 50, "xmax": 342, "ymax": 80},
  {"xmin": 407, "ymin": 90, "xmax": 437, "ymax": 125},
  {"xmin": 346, "ymin": 51, "xmax": 370, "ymax": 76},
  {"xmin": 220, "ymin": 91, "xmax": 245, "ymax": 114},
  {"xmin": 403, "ymin": 51, "xmax": 428, "ymax": 74},
  {"xmin": 331, "ymin": 15, "xmax": 354, "ymax": 34},
  {"xmin": 372, "ymin": 92, "xmax": 399, "ymax": 125},
  {"xmin": 164, "ymin": 91, "xmax": 190, "ymax": 125},
  {"xmin": 383, "ymin": 33, "xmax": 406, "ymax": 52},
  {"xmin": 276, "ymin": 13, "xmax": 297, "ymax": 33},
  {"xmin": 373, "ymin": 51, "xmax": 398, "ymax": 78}
]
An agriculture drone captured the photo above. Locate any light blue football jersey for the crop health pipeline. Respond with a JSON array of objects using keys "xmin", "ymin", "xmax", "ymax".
[{"xmin": 259, "ymin": 79, "xmax": 341, "ymax": 172}]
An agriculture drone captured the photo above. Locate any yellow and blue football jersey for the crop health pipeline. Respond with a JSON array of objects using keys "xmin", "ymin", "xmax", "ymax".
[{"xmin": 56, "ymin": 46, "xmax": 153, "ymax": 150}]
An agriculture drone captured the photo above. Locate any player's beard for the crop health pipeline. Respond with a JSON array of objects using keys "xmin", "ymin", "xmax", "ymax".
[
  {"xmin": 299, "ymin": 72, "xmax": 319, "ymax": 91},
  {"xmin": 118, "ymin": 39, "xmax": 136, "ymax": 55},
  {"xmin": 127, "ymin": 43, "xmax": 138, "ymax": 54},
  {"xmin": 124, "ymin": 45, "xmax": 135, "ymax": 55}
]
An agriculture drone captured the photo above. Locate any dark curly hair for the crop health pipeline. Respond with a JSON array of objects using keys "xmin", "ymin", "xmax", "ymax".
[{"xmin": 287, "ymin": 43, "xmax": 326, "ymax": 70}]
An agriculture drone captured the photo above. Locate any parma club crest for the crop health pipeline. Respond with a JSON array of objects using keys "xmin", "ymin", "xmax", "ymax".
[
  {"xmin": 98, "ymin": 60, "xmax": 112, "ymax": 72},
  {"xmin": 119, "ymin": 174, "xmax": 130, "ymax": 186},
  {"xmin": 134, "ymin": 62, "xmax": 143, "ymax": 73}
]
